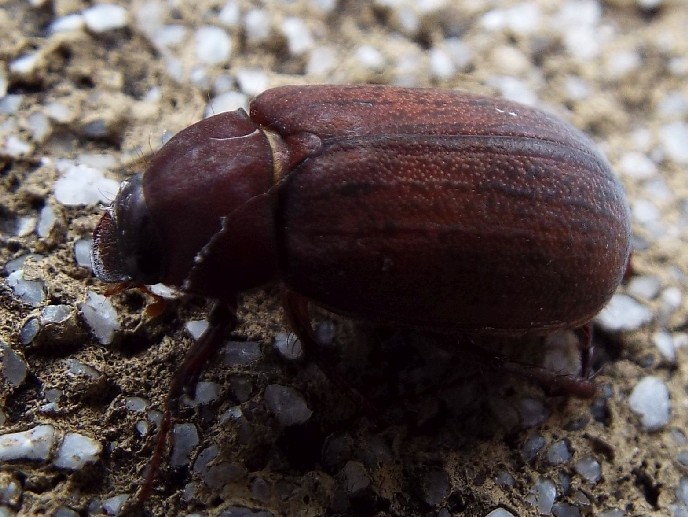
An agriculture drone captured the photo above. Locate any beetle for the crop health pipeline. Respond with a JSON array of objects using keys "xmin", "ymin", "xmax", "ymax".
[{"xmin": 91, "ymin": 84, "xmax": 631, "ymax": 501}]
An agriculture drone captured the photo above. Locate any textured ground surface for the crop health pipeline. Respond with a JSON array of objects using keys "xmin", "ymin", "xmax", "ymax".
[{"xmin": 1, "ymin": 0, "xmax": 688, "ymax": 516}]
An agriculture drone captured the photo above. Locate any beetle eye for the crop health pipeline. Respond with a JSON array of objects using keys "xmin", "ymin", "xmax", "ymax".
[{"xmin": 92, "ymin": 174, "xmax": 164, "ymax": 285}]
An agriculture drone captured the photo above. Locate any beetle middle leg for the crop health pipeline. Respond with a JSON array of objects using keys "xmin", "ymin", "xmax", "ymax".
[{"xmin": 281, "ymin": 290, "xmax": 377, "ymax": 415}]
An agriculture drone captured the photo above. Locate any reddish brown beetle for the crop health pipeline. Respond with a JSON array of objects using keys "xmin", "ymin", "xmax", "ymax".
[{"xmin": 91, "ymin": 84, "xmax": 631, "ymax": 501}]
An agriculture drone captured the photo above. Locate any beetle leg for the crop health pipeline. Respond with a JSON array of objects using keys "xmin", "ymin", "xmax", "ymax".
[
  {"xmin": 574, "ymin": 324, "xmax": 593, "ymax": 379},
  {"xmin": 135, "ymin": 300, "xmax": 238, "ymax": 507},
  {"xmin": 431, "ymin": 335, "xmax": 597, "ymax": 399},
  {"xmin": 281, "ymin": 289, "xmax": 377, "ymax": 414}
]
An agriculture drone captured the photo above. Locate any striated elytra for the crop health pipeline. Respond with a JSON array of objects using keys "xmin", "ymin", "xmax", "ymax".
[
  {"xmin": 91, "ymin": 85, "xmax": 631, "ymax": 504},
  {"xmin": 93, "ymin": 84, "xmax": 631, "ymax": 335}
]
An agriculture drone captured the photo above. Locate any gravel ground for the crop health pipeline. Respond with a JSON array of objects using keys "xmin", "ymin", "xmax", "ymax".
[{"xmin": 1, "ymin": 0, "xmax": 688, "ymax": 516}]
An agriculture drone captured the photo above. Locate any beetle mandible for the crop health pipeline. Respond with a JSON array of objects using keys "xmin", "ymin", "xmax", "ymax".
[{"xmin": 91, "ymin": 84, "xmax": 631, "ymax": 500}]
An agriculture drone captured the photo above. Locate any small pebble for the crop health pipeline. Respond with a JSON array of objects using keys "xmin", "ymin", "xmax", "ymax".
[
  {"xmin": 223, "ymin": 341, "xmax": 261, "ymax": 365},
  {"xmin": 36, "ymin": 205, "xmax": 56, "ymax": 238},
  {"xmin": 185, "ymin": 320, "xmax": 209, "ymax": 340},
  {"xmin": 83, "ymin": 4, "xmax": 128, "ymax": 33},
  {"xmin": 0, "ymin": 343, "xmax": 28, "ymax": 387},
  {"xmin": 421, "ymin": 469, "xmax": 450, "ymax": 506},
  {"xmin": 53, "ymin": 165, "xmax": 119, "ymax": 206},
  {"xmin": 485, "ymin": 510, "xmax": 516, "ymax": 517},
  {"xmin": 41, "ymin": 305, "xmax": 71, "ymax": 324},
  {"xmin": 53, "ymin": 432, "xmax": 102, "ymax": 470},
  {"xmin": 340, "ymin": 461, "xmax": 371, "ymax": 496},
  {"xmin": 281, "ymin": 17, "xmax": 313, "ymax": 56},
  {"xmin": 73, "ymin": 240, "xmax": 93, "ymax": 268},
  {"xmin": 627, "ymin": 275, "xmax": 661, "ymax": 300},
  {"xmin": 659, "ymin": 122, "xmax": 688, "ymax": 164},
  {"xmin": 574, "ymin": 455, "xmax": 601, "ymax": 483},
  {"xmin": 170, "ymin": 423, "xmax": 199, "ymax": 468},
  {"xmin": 80, "ymin": 291, "xmax": 120, "ymax": 345},
  {"xmin": 273, "ymin": 332, "xmax": 303, "ymax": 360},
  {"xmin": 264, "ymin": 384, "xmax": 312, "ymax": 426},
  {"xmin": 195, "ymin": 26, "xmax": 232, "ymax": 64},
  {"xmin": 596, "ymin": 294, "xmax": 653, "ymax": 331},
  {"xmin": 7, "ymin": 270, "xmax": 45, "ymax": 307},
  {"xmin": 629, "ymin": 376, "xmax": 670, "ymax": 431},
  {"xmin": 0, "ymin": 425, "xmax": 56, "ymax": 461},
  {"xmin": 102, "ymin": 494, "xmax": 129, "ymax": 515},
  {"xmin": 527, "ymin": 478, "xmax": 557, "ymax": 515},
  {"xmin": 546, "ymin": 440, "xmax": 571, "ymax": 465},
  {"xmin": 519, "ymin": 398, "xmax": 549, "ymax": 428},
  {"xmin": 522, "ymin": 434, "xmax": 546, "ymax": 462}
]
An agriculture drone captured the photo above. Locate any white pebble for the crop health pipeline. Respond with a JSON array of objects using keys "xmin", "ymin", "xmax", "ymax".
[
  {"xmin": 653, "ymin": 331, "xmax": 676, "ymax": 362},
  {"xmin": 429, "ymin": 48, "xmax": 455, "ymax": 81},
  {"xmin": 0, "ymin": 68, "xmax": 7, "ymax": 97},
  {"xmin": 80, "ymin": 290, "xmax": 120, "ymax": 345},
  {"xmin": 342, "ymin": 461, "xmax": 371, "ymax": 496},
  {"xmin": 519, "ymin": 398, "xmax": 549, "ymax": 428},
  {"xmin": 183, "ymin": 381, "xmax": 219, "ymax": 407},
  {"xmin": 605, "ymin": 49, "xmax": 641, "ymax": 79},
  {"xmin": 629, "ymin": 376, "xmax": 670, "ymax": 431},
  {"xmin": 15, "ymin": 216, "xmax": 36, "ymax": 237},
  {"xmin": 223, "ymin": 340, "xmax": 261, "ymax": 365},
  {"xmin": 618, "ymin": 151, "xmax": 657, "ymax": 179},
  {"xmin": 0, "ymin": 94, "xmax": 23, "ymax": 114},
  {"xmin": 219, "ymin": 1, "xmax": 240, "ymax": 27},
  {"xmin": 274, "ymin": 332, "xmax": 303, "ymax": 360},
  {"xmin": 37, "ymin": 205, "xmax": 56, "ymax": 238},
  {"xmin": 102, "ymin": 494, "xmax": 129, "ymax": 515},
  {"xmin": 185, "ymin": 319, "xmax": 209, "ymax": 340},
  {"xmin": 485, "ymin": 510, "xmax": 515, "ymax": 517},
  {"xmin": 49, "ymin": 14, "xmax": 85, "ymax": 34},
  {"xmin": 7, "ymin": 269, "xmax": 45, "ymax": 307},
  {"xmin": 41, "ymin": 304, "xmax": 71, "ymax": 324},
  {"xmin": 235, "ymin": 68, "xmax": 268, "ymax": 96},
  {"xmin": 264, "ymin": 384, "xmax": 313, "ymax": 426},
  {"xmin": 125, "ymin": 397, "xmax": 149, "ymax": 412},
  {"xmin": 546, "ymin": 440, "xmax": 572, "ymax": 465},
  {"xmin": 480, "ymin": 4, "xmax": 541, "ymax": 34},
  {"xmin": 171, "ymin": 423, "xmax": 199, "ymax": 467},
  {"xmin": 28, "ymin": 111, "xmax": 50, "ymax": 142},
  {"xmin": 152, "ymin": 25, "xmax": 187, "ymax": 50},
  {"xmin": 205, "ymin": 91, "xmax": 248, "ymax": 118},
  {"xmin": 596, "ymin": 294, "xmax": 653, "ymax": 331},
  {"xmin": 195, "ymin": 26, "xmax": 232, "ymax": 65},
  {"xmin": 659, "ymin": 122, "xmax": 688, "ymax": 164},
  {"xmin": 10, "ymin": 53, "xmax": 40, "ymax": 76},
  {"xmin": 53, "ymin": 432, "xmax": 102, "ymax": 470},
  {"xmin": 53, "ymin": 165, "xmax": 120, "ymax": 206},
  {"xmin": 45, "ymin": 102, "xmax": 73, "ymax": 123},
  {"xmin": 244, "ymin": 9, "xmax": 271, "ymax": 46},
  {"xmin": 74, "ymin": 239, "xmax": 93, "ymax": 268},
  {"xmin": 83, "ymin": 4, "xmax": 128, "ymax": 33},
  {"xmin": 356, "ymin": 45, "xmax": 386, "ymax": 71},
  {"xmin": 307, "ymin": 46, "xmax": 338, "ymax": 76},
  {"xmin": 281, "ymin": 17, "xmax": 314, "ymax": 56},
  {"xmin": 4, "ymin": 135, "xmax": 32, "ymax": 157},
  {"xmin": 527, "ymin": 478, "xmax": 556, "ymax": 514},
  {"xmin": 1, "ymin": 343, "xmax": 28, "ymax": 387},
  {"xmin": 574, "ymin": 455, "xmax": 601, "ymax": 483},
  {"xmin": 0, "ymin": 425, "xmax": 56, "ymax": 461},
  {"xmin": 661, "ymin": 286, "xmax": 682, "ymax": 311},
  {"xmin": 67, "ymin": 359, "xmax": 102, "ymax": 380}
]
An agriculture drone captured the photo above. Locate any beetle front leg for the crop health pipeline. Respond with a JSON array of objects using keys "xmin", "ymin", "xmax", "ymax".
[{"xmin": 135, "ymin": 300, "xmax": 238, "ymax": 507}]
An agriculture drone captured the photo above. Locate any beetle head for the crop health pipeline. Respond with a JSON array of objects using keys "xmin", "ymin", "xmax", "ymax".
[{"xmin": 91, "ymin": 173, "xmax": 164, "ymax": 285}]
